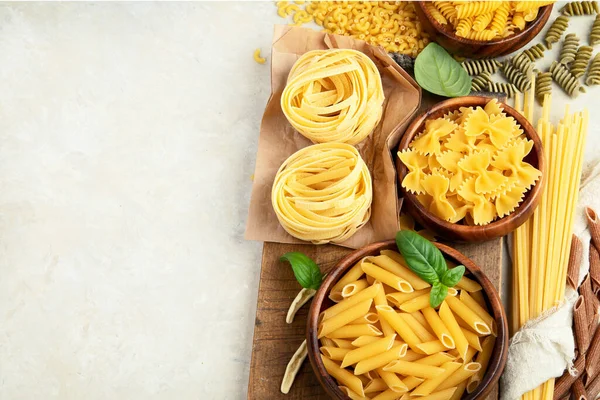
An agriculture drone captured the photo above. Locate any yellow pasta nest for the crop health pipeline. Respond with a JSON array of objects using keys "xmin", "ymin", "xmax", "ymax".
[
  {"xmin": 399, "ymin": 99, "xmax": 541, "ymax": 226},
  {"xmin": 430, "ymin": 1, "xmax": 555, "ymax": 41},
  {"xmin": 271, "ymin": 143, "xmax": 372, "ymax": 244},
  {"xmin": 319, "ymin": 251, "xmax": 496, "ymax": 398},
  {"xmin": 281, "ymin": 49, "xmax": 384, "ymax": 145},
  {"xmin": 275, "ymin": 1, "xmax": 430, "ymax": 56}
]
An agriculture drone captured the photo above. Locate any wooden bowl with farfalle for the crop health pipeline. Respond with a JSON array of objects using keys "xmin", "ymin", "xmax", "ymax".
[{"xmin": 395, "ymin": 96, "xmax": 545, "ymax": 242}]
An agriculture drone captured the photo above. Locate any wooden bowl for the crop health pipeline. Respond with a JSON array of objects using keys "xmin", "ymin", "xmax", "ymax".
[
  {"xmin": 396, "ymin": 96, "xmax": 545, "ymax": 242},
  {"xmin": 415, "ymin": 2, "xmax": 553, "ymax": 59},
  {"xmin": 307, "ymin": 240, "xmax": 509, "ymax": 400}
]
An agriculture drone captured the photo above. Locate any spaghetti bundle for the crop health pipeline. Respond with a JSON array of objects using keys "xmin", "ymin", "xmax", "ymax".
[
  {"xmin": 281, "ymin": 49, "xmax": 384, "ymax": 145},
  {"xmin": 271, "ymin": 143, "xmax": 372, "ymax": 244},
  {"xmin": 512, "ymin": 76, "xmax": 589, "ymax": 400}
]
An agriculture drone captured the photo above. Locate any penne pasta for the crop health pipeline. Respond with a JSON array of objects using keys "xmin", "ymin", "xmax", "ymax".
[
  {"xmin": 398, "ymin": 312, "xmax": 437, "ymax": 342},
  {"xmin": 415, "ymin": 340, "xmax": 448, "ymax": 355},
  {"xmin": 328, "ymin": 323, "xmax": 383, "ymax": 339},
  {"xmin": 387, "ymin": 289, "xmax": 430, "ymax": 308},
  {"xmin": 411, "ymin": 311, "xmax": 436, "ymax": 335},
  {"xmin": 383, "ymin": 360, "xmax": 445, "ymax": 379},
  {"xmin": 469, "ymin": 290, "xmax": 487, "ymax": 308},
  {"xmin": 322, "ymin": 355, "xmax": 365, "ymax": 397},
  {"xmin": 332, "ymin": 261, "xmax": 366, "ymax": 293},
  {"xmin": 331, "ymin": 338, "xmax": 355, "ymax": 349},
  {"xmin": 373, "ymin": 282, "xmax": 395, "ymax": 337},
  {"xmin": 321, "ymin": 346, "xmax": 352, "ymax": 361},
  {"xmin": 338, "ymin": 386, "xmax": 367, "ymax": 400},
  {"xmin": 399, "ymin": 293, "xmax": 431, "ymax": 313},
  {"xmin": 370, "ymin": 254, "xmax": 431, "ymax": 290},
  {"xmin": 319, "ymin": 299, "xmax": 373, "ymax": 338},
  {"xmin": 456, "ymin": 275, "xmax": 482, "ymax": 292},
  {"xmin": 401, "ymin": 349, "xmax": 426, "ymax": 362},
  {"xmin": 372, "ymin": 389, "xmax": 407, "ymax": 400},
  {"xmin": 449, "ymin": 381, "xmax": 467, "ymax": 400},
  {"xmin": 445, "ymin": 296, "xmax": 491, "ymax": 335},
  {"xmin": 342, "ymin": 335, "xmax": 396, "ymax": 368},
  {"xmin": 329, "ymin": 290, "xmax": 344, "ymax": 303},
  {"xmin": 412, "ymin": 361, "xmax": 462, "ymax": 396},
  {"xmin": 354, "ymin": 343, "xmax": 408, "ymax": 375},
  {"xmin": 414, "ymin": 352, "xmax": 456, "ymax": 367},
  {"xmin": 377, "ymin": 368, "xmax": 408, "ymax": 393},
  {"xmin": 418, "ymin": 388, "xmax": 457, "ymax": 400},
  {"xmin": 376, "ymin": 305, "xmax": 422, "ymax": 351},
  {"xmin": 467, "ymin": 335, "xmax": 495, "ymax": 393},
  {"xmin": 322, "ymin": 283, "xmax": 381, "ymax": 321},
  {"xmin": 362, "ymin": 261, "xmax": 413, "ymax": 293},
  {"xmin": 459, "ymin": 291, "xmax": 495, "ymax": 330},
  {"xmin": 321, "ymin": 337, "xmax": 336, "ymax": 348},
  {"xmin": 439, "ymin": 301, "xmax": 470, "ymax": 361},
  {"xmin": 422, "ymin": 306, "xmax": 456, "ymax": 349},
  {"xmin": 364, "ymin": 378, "xmax": 388, "ymax": 394},
  {"xmin": 350, "ymin": 312, "xmax": 379, "ymax": 325},
  {"xmin": 461, "ymin": 327, "xmax": 483, "ymax": 351},
  {"xmin": 437, "ymin": 362, "xmax": 481, "ymax": 390},
  {"xmin": 352, "ymin": 336, "xmax": 381, "ymax": 347},
  {"xmin": 403, "ymin": 376, "xmax": 425, "ymax": 391},
  {"xmin": 342, "ymin": 279, "xmax": 369, "ymax": 298}
]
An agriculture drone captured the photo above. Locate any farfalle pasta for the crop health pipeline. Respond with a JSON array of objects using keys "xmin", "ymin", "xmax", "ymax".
[{"xmin": 398, "ymin": 99, "xmax": 541, "ymax": 226}]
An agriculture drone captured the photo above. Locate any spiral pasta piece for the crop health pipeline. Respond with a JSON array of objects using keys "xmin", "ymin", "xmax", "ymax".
[
  {"xmin": 544, "ymin": 15, "xmax": 569, "ymax": 48},
  {"xmin": 511, "ymin": 11, "xmax": 527, "ymax": 30},
  {"xmin": 433, "ymin": 1, "xmax": 458, "ymax": 24},
  {"xmin": 560, "ymin": 1, "xmax": 599, "ymax": 15},
  {"xmin": 281, "ymin": 49, "xmax": 384, "ymax": 145},
  {"xmin": 470, "ymin": 71, "xmax": 493, "ymax": 92},
  {"xmin": 466, "ymin": 29, "xmax": 497, "ymax": 41},
  {"xmin": 425, "ymin": 2, "xmax": 447, "ymax": 25},
  {"xmin": 456, "ymin": 17, "xmax": 474, "ymax": 37},
  {"xmin": 535, "ymin": 71, "xmax": 552, "ymax": 103},
  {"xmin": 271, "ymin": 143, "xmax": 372, "ymax": 244},
  {"xmin": 455, "ymin": 1, "xmax": 502, "ymax": 18},
  {"xmin": 473, "ymin": 12, "xmax": 494, "ymax": 32},
  {"xmin": 490, "ymin": 2, "xmax": 511, "ymax": 33},
  {"xmin": 586, "ymin": 53, "xmax": 600, "ymax": 85},
  {"xmin": 570, "ymin": 45, "xmax": 593, "ymax": 78},
  {"xmin": 462, "ymin": 59, "xmax": 502, "ymax": 75},
  {"xmin": 559, "ymin": 33, "xmax": 580, "ymax": 65},
  {"xmin": 515, "ymin": 1, "xmax": 555, "ymax": 12},
  {"xmin": 522, "ymin": 43, "xmax": 548, "ymax": 60},
  {"xmin": 487, "ymin": 81, "xmax": 519, "ymax": 98},
  {"xmin": 549, "ymin": 61, "xmax": 586, "ymax": 97},
  {"xmin": 502, "ymin": 62, "xmax": 532, "ymax": 92},
  {"xmin": 591, "ymin": 15, "xmax": 600, "ymax": 45}
]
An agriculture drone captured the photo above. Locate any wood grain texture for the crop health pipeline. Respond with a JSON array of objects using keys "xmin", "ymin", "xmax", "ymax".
[
  {"xmin": 248, "ymin": 239, "xmax": 502, "ymax": 400},
  {"xmin": 396, "ymin": 96, "xmax": 545, "ymax": 242},
  {"xmin": 414, "ymin": 2, "xmax": 553, "ymax": 59}
]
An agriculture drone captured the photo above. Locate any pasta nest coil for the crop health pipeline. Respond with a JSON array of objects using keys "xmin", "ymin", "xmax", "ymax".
[
  {"xmin": 281, "ymin": 49, "xmax": 385, "ymax": 145},
  {"xmin": 271, "ymin": 143, "xmax": 372, "ymax": 244}
]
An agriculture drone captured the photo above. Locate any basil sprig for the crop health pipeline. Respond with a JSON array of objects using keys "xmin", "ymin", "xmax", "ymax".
[
  {"xmin": 414, "ymin": 42, "xmax": 471, "ymax": 98},
  {"xmin": 395, "ymin": 230, "xmax": 465, "ymax": 307},
  {"xmin": 280, "ymin": 252, "xmax": 323, "ymax": 290}
]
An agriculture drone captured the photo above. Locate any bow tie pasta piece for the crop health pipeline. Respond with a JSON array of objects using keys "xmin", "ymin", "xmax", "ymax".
[
  {"xmin": 474, "ymin": 137, "xmax": 499, "ymax": 155},
  {"xmin": 495, "ymin": 182, "xmax": 528, "ymax": 218},
  {"xmin": 411, "ymin": 119, "xmax": 458, "ymax": 155},
  {"xmin": 428, "ymin": 154, "xmax": 443, "ymax": 171},
  {"xmin": 437, "ymin": 150, "xmax": 468, "ymax": 192},
  {"xmin": 458, "ymin": 177, "xmax": 497, "ymax": 225},
  {"xmin": 458, "ymin": 106, "xmax": 475, "ymax": 125},
  {"xmin": 281, "ymin": 49, "xmax": 385, "ymax": 145},
  {"xmin": 464, "ymin": 107, "xmax": 519, "ymax": 148},
  {"xmin": 417, "ymin": 193, "xmax": 434, "ymax": 210},
  {"xmin": 444, "ymin": 128, "xmax": 477, "ymax": 154},
  {"xmin": 491, "ymin": 140, "xmax": 541, "ymax": 190},
  {"xmin": 483, "ymin": 98, "xmax": 506, "ymax": 117},
  {"xmin": 271, "ymin": 143, "xmax": 372, "ymax": 244},
  {"xmin": 447, "ymin": 194, "xmax": 473, "ymax": 223},
  {"xmin": 421, "ymin": 173, "xmax": 457, "ymax": 221},
  {"xmin": 399, "ymin": 149, "xmax": 429, "ymax": 194},
  {"xmin": 443, "ymin": 110, "xmax": 462, "ymax": 123},
  {"xmin": 459, "ymin": 150, "xmax": 509, "ymax": 194}
]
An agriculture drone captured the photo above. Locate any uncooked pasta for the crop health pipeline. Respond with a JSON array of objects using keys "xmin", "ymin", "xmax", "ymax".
[
  {"xmin": 462, "ymin": 59, "xmax": 502, "ymax": 75},
  {"xmin": 591, "ymin": 15, "xmax": 600, "ymax": 45},
  {"xmin": 586, "ymin": 53, "xmax": 600, "ymax": 85},
  {"xmin": 559, "ymin": 33, "xmax": 580, "ymax": 65},
  {"xmin": 535, "ymin": 71, "xmax": 552, "ymax": 103},
  {"xmin": 544, "ymin": 15, "xmax": 569, "ymax": 48},
  {"xmin": 502, "ymin": 62, "xmax": 532, "ymax": 92},
  {"xmin": 570, "ymin": 45, "xmax": 593, "ymax": 78},
  {"xmin": 560, "ymin": 1, "xmax": 599, "ymax": 15},
  {"xmin": 550, "ymin": 61, "xmax": 586, "ymax": 97},
  {"xmin": 487, "ymin": 81, "xmax": 519, "ymax": 98}
]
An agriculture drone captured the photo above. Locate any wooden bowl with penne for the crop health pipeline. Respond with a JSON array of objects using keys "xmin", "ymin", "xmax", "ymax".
[
  {"xmin": 414, "ymin": 1, "xmax": 553, "ymax": 59},
  {"xmin": 396, "ymin": 96, "xmax": 545, "ymax": 242},
  {"xmin": 306, "ymin": 239, "xmax": 508, "ymax": 400}
]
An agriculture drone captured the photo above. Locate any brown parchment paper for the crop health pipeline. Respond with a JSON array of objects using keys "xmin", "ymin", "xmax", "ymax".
[{"xmin": 245, "ymin": 25, "xmax": 422, "ymax": 249}]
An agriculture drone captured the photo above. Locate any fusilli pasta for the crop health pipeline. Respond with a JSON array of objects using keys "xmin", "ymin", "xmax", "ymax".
[
  {"xmin": 570, "ymin": 45, "xmax": 593, "ymax": 78},
  {"xmin": 491, "ymin": 2, "xmax": 512, "ymax": 33},
  {"xmin": 590, "ymin": 15, "xmax": 600, "ymax": 45},
  {"xmin": 544, "ymin": 15, "xmax": 569, "ymax": 48},
  {"xmin": 535, "ymin": 71, "xmax": 552, "ymax": 103},
  {"xmin": 560, "ymin": 1, "xmax": 599, "ymax": 15},
  {"xmin": 466, "ymin": 29, "xmax": 497, "ymax": 41},
  {"xmin": 559, "ymin": 33, "xmax": 580, "ymax": 65},
  {"xmin": 471, "ymin": 71, "xmax": 493, "ymax": 92},
  {"xmin": 586, "ymin": 53, "xmax": 600, "ymax": 85},
  {"xmin": 462, "ymin": 59, "xmax": 502, "ymax": 75},
  {"xmin": 456, "ymin": 17, "xmax": 474, "ymax": 38},
  {"xmin": 455, "ymin": 2, "xmax": 502, "ymax": 19},
  {"xmin": 473, "ymin": 12, "xmax": 494, "ymax": 32},
  {"xmin": 502, "ymin": 62, "xmax": 532, "ymax": 92},
  {"xmin": 550, "ymin": 61, "xmax": 586, "ymax": 97},
  {"xmin": 487, "ymin": 81, "xmax": 519, "ymax": 98},
  {"xmin": 515, "ymin": 1, "xmax": 555, "ymax": 12}
]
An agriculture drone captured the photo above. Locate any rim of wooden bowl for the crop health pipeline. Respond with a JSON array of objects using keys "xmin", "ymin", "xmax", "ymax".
[
  {"xmin": 396, "ymin": 96, "xmax": 546, "ymax": 242},
  {"xmin": 306, "ymin": 240, "xmax": 509, "ymax": 400},
  {"xmin": 416, "ymin": 2, "xmax": 553, "ymax": 47}
]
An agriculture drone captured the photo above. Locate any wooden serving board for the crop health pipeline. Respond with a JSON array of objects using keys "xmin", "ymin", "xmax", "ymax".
[{"xmin": 248, "ymin": 239, "xmax": 502, "ymax": 400}]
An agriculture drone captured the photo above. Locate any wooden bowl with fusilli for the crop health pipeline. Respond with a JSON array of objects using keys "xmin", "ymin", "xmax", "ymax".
[{"xmin": 415, "ymin": 1, "xmax": 553, "ymax": 59}]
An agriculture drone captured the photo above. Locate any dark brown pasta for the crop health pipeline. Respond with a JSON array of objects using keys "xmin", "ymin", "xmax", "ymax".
[
  {"xmin": 574, "ymin": 295, "xmax": 591, "ymax": 354},
  {"xmin": 586, "ymin": 207, "xmax": 600, "ymax": 250},
  {"xmin": 573, "ymin": 378, "xmax": 588, "ymax": 400},
  {"xmin": 554, "ymin": 353, "xmax": 586, "ymax": 400},
  {"xmin": 580, "ymin": 274, "xmax": 598, "ymax": 324},
  {"xmin": 590, "ymin": 245, "xmax": 600, "ymax": 294},
  {"xmin": 585, "ymin": 325, "xmax": 600, "ymax": 379},
  {"xmin": 587, "ymin": 369, "xmax": 600, "ymax": 399},
  {"xmin": 567, "ymin": 234, "xmax": 583, "ymax": 290}
]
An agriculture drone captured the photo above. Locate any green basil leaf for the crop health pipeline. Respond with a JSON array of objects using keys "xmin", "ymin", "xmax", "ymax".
[
  {"xmin": 280, "ymin": 252, "xmax": 323, "ymax": 290},
  {"xmin": 441, "ymin": 265, "xmax": 466, "ymax": 287},
  {"xmin": 395, "ymin": 230, "xmax": 446, "ymax": 284},
  {"xmin": 414, "ymin": 42, "xmax": 471, "ymax": 98},
  {"xmin": 430, "ymin": 282, "xmax": 448, "ymax": 308}
]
